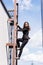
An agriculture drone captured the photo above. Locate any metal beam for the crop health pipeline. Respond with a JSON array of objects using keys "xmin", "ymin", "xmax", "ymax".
[
  {"xmin": 13, "ymin": 0, "xmax": 17, "ymax": 65},
  {"xmin": 8, "ymin": 9, "xmax": 14, "ymax": 12},
  {"xmin": 8, "ymin": 18, "xmax": 14, "ymax": 21}
]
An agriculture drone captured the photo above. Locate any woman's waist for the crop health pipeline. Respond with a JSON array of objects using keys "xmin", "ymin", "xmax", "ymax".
[{"xmin": 22, "ymin": 35, "xmax": 29, "ymax": 40}]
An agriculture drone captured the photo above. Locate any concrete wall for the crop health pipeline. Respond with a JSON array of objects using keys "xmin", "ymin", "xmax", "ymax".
[{"xmin": 0, "ymin": 2, "xmax": 9, "ymax": 65}]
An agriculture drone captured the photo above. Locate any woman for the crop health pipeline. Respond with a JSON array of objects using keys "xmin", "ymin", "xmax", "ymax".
[{"xmin": 17, "ymin": 22, "xmax": 30, "ymax": 59}]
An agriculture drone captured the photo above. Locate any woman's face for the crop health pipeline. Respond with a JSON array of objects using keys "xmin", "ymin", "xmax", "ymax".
[{"xmin": 24, "ymin": 22, "xmax": 29, "ymax": 27}]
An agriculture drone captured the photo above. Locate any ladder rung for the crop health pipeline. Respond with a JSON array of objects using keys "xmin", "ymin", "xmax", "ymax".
[
  {"xmin": 6, "ymin": 43, "xmax": 14, "ymax": 46},
  {"xmin": 8, "ymin": 9, "xmax": 14, "ymax": 12},
  {"xmin": 15, "ymin": 57, "xmax": 20, "ymax": 60},
  {"xmin": 8, "ymin": 18, "xmax": 14, "ymax": 21}
]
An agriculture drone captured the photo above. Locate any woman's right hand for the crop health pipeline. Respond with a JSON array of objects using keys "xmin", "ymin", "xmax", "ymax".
[{"xmin": 17, "ymin": 24, "xmax": 19, "ymax": 26}]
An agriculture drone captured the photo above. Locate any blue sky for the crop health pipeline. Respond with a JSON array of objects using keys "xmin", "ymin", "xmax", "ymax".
[
  {"xmin": 2, "ymin": 0, "xmax": 42, "ymax": 65},
  {"xmin": 3, "ymin": 0, "xmax": 41, "ymax": 35}
]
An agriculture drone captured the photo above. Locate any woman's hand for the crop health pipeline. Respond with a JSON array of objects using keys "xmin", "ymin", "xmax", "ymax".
[{"xmin": 17, "ymin": 24, "xmax": 19, "ymax": 27}]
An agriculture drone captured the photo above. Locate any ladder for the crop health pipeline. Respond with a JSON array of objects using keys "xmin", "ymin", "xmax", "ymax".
[{"xmin": 6, "ymin": 0, "xmax": 19, "ymax": 65}]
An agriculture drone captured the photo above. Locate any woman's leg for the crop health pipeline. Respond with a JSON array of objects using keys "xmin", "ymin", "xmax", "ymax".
[
  {"xmin": 21, "ymin": 39, "xmax": 28, "ymax": 49},
  {"xmin": 18, "ymin": 39, "xmax": 28, "ymax": 58},
  {"xmin": 18, "ymin": 48, "xmax": 23, "ymax": 58},
  {"xmin": 17, "ymin": 38, "xmax": 23, "ymax": 48}
]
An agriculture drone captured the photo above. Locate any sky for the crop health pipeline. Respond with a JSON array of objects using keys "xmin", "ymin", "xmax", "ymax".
[{"xmin": 1, "ymin": 0, "xmax": 43, "ymax": 65}]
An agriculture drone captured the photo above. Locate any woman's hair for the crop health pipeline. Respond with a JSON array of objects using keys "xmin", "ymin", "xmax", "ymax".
[{"xmin": 23, "ymin": 22, "xmax": 30, "ymax": 31}]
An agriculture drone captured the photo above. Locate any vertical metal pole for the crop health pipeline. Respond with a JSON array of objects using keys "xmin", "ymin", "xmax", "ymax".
[
  {"xmin": 16, "ymin": 3, "xmax": 18, "ymax": 24},
  {"xmin": 16, "ymin": 3, "xmax": 18, "ymax": 65},
  {"xmin": 13, "ymin": 0, "xmax": 17, "ymax": 65}
]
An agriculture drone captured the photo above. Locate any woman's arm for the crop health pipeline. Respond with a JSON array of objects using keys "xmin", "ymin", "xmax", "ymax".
[{"xmin": 17, "ymin": 24, "xmax": 23, "ymax": 31}]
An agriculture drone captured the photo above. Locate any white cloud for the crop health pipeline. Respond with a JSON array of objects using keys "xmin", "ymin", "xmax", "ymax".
[
  {"xmin": 23, "ymin": 47, "xmax": 30, "ymax": 55},
  {"xmin": 12, "ymin": 0, "xmax": 40, "ymax": 11},
  {"xmin": 20, "ymin": 0, "xmax": 32, "ymax": 10},
  {"xmin": 21, "ymin": 50, "xmax": 43, "ymax": 63},
  {"xmin": 12, "ymin": 0, "xmax": 32, "ymax": 10},
  {"xmin": 29, "ymin": 29, "xmax": 42, "ymax": 48}
]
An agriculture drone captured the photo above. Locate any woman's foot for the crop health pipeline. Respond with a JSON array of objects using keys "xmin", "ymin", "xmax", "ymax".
[
  {"xmin": 17, "ymin": 47, "xmax": 20, "ymax": 50},
  {"xmin": 15, "ymin": 46, "xmax": 20, "ymax": 50}
]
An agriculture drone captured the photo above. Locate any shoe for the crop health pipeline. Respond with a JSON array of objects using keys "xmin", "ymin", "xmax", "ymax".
[{"xmin": 17, "ymin": 48, "xmax": 20, "ymax": 50}]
